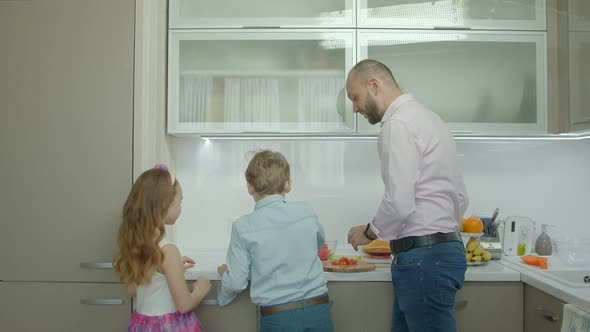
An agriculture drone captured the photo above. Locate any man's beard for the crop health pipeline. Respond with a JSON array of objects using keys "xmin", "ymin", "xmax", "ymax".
[{"xmin": 364, "ymin": 93, "xmax": 382, "ymax": 125}]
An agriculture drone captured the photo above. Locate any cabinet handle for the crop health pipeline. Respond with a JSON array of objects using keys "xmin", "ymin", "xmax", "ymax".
[
  {"xmin": 202, "ymin": 299, "xmax": 218, "ymax": 306},
  {"xmin": 80, "ymin": 262, "xmax": 113, "ymax": 269},
  {"xmin": 535, "ymin": 307, "xmax": 560, "ymax": 322},
  {"xmin": 242, "ymin": 26, "xmax": 280, "ymax": 29},
  {"xmin": 80, "ymin": 299, "xmax": 124, "ymax": 305},
  {"xmin": 434, "ymin": 26, "xmax": 470, "ymax": 30},
  {"xmin": 455, "ymin": 300, "xmax": 468, "ymax": 307}
]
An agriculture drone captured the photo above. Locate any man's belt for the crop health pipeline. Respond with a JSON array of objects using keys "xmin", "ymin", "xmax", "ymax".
[{"xmin": 390, "ymin": 232, "xmax": 462, "ymax": 255}]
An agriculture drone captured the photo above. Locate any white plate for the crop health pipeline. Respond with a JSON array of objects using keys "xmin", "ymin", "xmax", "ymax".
[
  {"xmin": 466, "ymin": 261, "xmax": 489, "ymax": 266},
  {"xmin": 461, "ymin": 232, "xmax": 484, "ymax": 238}
]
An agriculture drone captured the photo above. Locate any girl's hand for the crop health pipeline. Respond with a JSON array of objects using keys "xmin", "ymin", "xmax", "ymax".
[
  {"xmin": 217, "ymin": 264, "xmax": 228, "ymax": 277},
  {"xmin": 182, "ymin": 256, "xmax": 196, "ymax": 270},
  {"xmin": 193, "ymin": 277, "xmax": 211, "ymax": 296}
]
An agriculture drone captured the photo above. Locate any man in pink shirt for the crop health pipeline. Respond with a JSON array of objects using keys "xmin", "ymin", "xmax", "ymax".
[{"xmin": 346, "ymin": 59, "xmax": 469, "ymax": 332}]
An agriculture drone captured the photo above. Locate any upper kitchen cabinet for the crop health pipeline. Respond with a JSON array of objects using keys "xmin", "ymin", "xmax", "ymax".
[
  {"xmin": 569, "ymin": 32, "xmax": 590, "ymax": 128},
  {"xmin": 168, "ymin": 30, "xmax": 355, "ymax": 135},
  {"xmin": 569, "ymin": 0, "xmax": 590, "ymax": 31},
  {"xmin": 357, "ymin": 30, "xmax": 547, "ymax": 135},
  {"xmin": 0, "ymin": 0, "xmax": 133, "ymax": 281},
  {"xmin": 169, "ymin": 0, "xmax": 355, "ymax": 28},
  {"xmin": 358, "ymin": 0, "xmax": 546, "ymax": 30}
]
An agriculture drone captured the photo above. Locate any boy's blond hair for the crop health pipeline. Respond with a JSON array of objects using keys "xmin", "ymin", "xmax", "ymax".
[{"xmin": 245, "ymin": 150, "xmax": 290, "ymax": 195}]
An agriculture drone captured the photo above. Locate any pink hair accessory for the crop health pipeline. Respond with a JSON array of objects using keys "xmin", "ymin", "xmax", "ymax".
[{"xmin": 153, "ymin": 163, "xmax": 170, "ymax": 172}]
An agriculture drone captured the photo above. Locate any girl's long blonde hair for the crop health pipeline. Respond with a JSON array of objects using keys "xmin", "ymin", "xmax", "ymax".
[{"xmin": 113, "ymin": 168, "xmax": 178, "ymax": 286}]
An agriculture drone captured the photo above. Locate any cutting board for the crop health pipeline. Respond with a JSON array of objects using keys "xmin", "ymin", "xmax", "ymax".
[{"xmin": 322, "ymin": 261, "xmax": 376, "ymax": 272}]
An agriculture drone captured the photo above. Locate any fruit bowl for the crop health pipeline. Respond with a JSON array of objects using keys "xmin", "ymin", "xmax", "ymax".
[{"xmin": 318, "ymin": 240, "xmax": 338, "ymax": 261}]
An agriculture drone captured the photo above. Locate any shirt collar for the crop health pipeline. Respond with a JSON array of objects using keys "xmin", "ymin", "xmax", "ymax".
[
  {"xmin": 380, "ymin": 93, "xmax": 414, "ymax": 126},
  {"xmin": 254, "ymin": 194, "xmax": 285, "ymax": 210}
]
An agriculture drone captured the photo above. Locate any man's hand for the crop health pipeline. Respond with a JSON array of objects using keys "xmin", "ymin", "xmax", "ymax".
[{"xmin": 348, "ymin": 224, "xmax": 372, "ymax": 251}]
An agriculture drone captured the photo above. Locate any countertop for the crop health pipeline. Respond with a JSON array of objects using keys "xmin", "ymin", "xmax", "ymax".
[
  {"xmin": 182, "ymin": 249, "xmax": 590, "ymax": 313},
  {"xmin": 182, "ymin": 249, "xmax": 519, "ymax": 282},
  {"xmin": 500, "ymin": 256, "xmax": 590, "ymax": 313}
]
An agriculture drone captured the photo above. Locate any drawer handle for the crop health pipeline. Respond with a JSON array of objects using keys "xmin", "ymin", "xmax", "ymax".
[
  {"xmin": 535, "ymin": 307, "xmax": 560, "ymax": 322},
  {"xmin": 455, "ymin": 300, "xmax": 468, "ymax": 307},
  {"xmin": 202, "ymin": 299, "xmax": 218, "ymax": 306},
  {"xmin": 434, "ymin": 26, "xmax": 470, "ymax": 30},
  {"xmin": 80, "ymin": 262, "xmax": 113, "ymax": 269},
  {"xmin": 80, "ymin": 299, "xmax": 124, "ymax": 305}
]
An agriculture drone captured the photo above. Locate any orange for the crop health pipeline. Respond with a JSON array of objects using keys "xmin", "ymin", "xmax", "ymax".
[{"xmin": 461, "ymin": 217, "xmax": 483, "ymax": 233}]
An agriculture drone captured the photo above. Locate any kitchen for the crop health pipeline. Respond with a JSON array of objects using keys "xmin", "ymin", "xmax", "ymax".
[{"xmin": 1, "ymin": 0, "xmax": 590, "ymax": 331}]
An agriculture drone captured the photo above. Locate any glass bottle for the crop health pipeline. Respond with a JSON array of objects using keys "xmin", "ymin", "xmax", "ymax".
[
  {"xmin": 534, "ymin": 224, "xmax": 553, "ymax": 256},
  {"xmin": 517, "ymin": 227, "xmax": 527, "ymax": 256}
]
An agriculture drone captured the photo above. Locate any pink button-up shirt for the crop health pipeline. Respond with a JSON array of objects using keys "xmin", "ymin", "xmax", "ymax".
[{"xmin": 370, "ymin": 94, "xmax": 469, "ymax": 241}]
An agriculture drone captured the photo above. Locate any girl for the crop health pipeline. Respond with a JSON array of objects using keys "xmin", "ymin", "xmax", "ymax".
[{"xmin": 114, "ymin": 164, "xmax": 211, "ymax": 331}]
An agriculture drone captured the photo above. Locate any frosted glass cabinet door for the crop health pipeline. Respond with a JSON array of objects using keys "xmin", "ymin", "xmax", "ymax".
[
  {"xmin": 358, "ymin": 0, "xmax": 546, "ymax": 30},
  {"xmin": 169, "ymin": 0, "xmax": 354, "ymax": 28},
  {"xmin": 357, "ymin": 31, "xmax": 547, "ymax": 135},
  {"xmin": 168, "ymin": 30, "xmax": 355, "ymax": 134},
  {"xmin": 569, "ymin": 0, "xmax": 590, "ymax": 31},
  {"xmin": 569, "ymin": 32, "xmax": 590, "ymax": 126}
]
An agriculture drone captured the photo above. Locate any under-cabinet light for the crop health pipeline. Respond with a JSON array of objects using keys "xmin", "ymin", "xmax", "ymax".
[{"xmin": 199, "ymin": 133, "xmax": 590, "ymax": 141}]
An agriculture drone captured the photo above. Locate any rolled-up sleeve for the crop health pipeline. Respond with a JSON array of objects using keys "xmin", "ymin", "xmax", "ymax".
[
  {"xmin": 371, "ymin": 120, "xmax": 419, "ymax": 240},
  {"xmin": 218, "ymin": 223, "xmax": 250, "ymax": 306}
]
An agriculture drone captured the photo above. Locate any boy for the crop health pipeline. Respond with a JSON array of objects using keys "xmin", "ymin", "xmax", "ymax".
[{"xmin": 217, "ymin": 150, "xmax": 333, "ymax": 332}]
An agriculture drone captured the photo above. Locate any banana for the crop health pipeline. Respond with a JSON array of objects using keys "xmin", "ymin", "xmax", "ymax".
[
  {"xmin": 466, "ymin": 253, "xmax": 473, "ymax": 262},
  {"xmin": 482, "ymin": 251, "xmax": 492, "ymax": 261},
  {"xmin": 473, "ymin": 245, "xmax": 484, "ymax": 256},
  {"xmin": 472, "ymin": 255, "xmax": 482, "ymax": 262},
  {"xmin": 466, "ymin": 238, "xmax": 479, "ymax": 252}
]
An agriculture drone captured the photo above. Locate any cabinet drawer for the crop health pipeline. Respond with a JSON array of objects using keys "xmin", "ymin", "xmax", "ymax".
[
  {"xmin": 192, "ymin": 281, "xmax": 258, "ymax": 332},
  {"xmin": 456, "ymin": 282, "xmax": 523, "ymax": 332},
  {"xmin": 0, "ymin": 282, "xmax": 131, "ymax": 332},
  {"xmin": 524, "ymin": 284, "xmax": 564, "ymax": 332}
]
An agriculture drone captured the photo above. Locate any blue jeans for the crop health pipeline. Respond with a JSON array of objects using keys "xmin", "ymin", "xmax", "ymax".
[
  {"xmin": 259, "ymin": 295, "xmax": 334, "ymax": 332},
  {"xmin": 391, "ymin": 241, "xmax": 466, "ymax": 332}
]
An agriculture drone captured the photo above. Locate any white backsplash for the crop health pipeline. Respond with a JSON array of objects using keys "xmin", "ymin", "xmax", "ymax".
[{"xmin": 174, "ymin": 138, "xmax": 590, "ymax": 253}]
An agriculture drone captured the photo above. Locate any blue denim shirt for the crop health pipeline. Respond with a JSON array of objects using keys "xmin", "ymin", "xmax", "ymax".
[{"xmin": 217, "ymin": 195, "xmax": 328, "ymax": 306}]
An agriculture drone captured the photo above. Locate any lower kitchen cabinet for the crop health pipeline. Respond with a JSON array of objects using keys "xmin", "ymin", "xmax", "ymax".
[
  {"xmin": 366, "ymin": 282, "xmax": 394, "ymax": 331},
  {"xmin": 524, "ymin": 284, "xmax": 564, "ymax": 332},
  {"xmin": 456, "ymin": 282, "xmax": 523, "ymax": 332},
  {"xmin": 194, "ymin": 281, "xmax": 258, "ymax": 332},
  {"xmin": 328, "ymin": 281, "xmax": 367, "ymax": 332},
  {"xmin": 0, "ymin": 282, "xmax": 131, "ymax": 332}
]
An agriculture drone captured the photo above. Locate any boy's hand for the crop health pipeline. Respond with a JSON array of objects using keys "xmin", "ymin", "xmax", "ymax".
[
  {"xmin": 182, "ymin": 256, "xmax": 196, "ymax": 270},
  {"xmin": 217, "ymin": 264, "xmax": 228, "ymax": 277},
  {"xmin": 193, "ymin": 277, "xmax": 211, "ymax": 295}
]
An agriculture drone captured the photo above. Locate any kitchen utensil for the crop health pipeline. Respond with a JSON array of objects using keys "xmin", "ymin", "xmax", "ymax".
[
  {"xmin": 322, "ymin": 261, "xmax": 376, "ymax": 272},
  {"xmin": 479, "ymin": 208, "xmax": 503, "ymax": 259},
  {"xmin": 318, "ymin": 240, "xmax": 338, "ymax": 261},
  {"xmin": 361, "ymin": 240, "xmax": 391, "ymax": 255},
  {"xmin": 502, "ymin": 216, "xmax": 535, "ymax": 256},
  {"xmin": 487, "ymin": 208, "xmax": 499, "ymax": 235},
  {"xmin": 467, "ymin": 261, "xmax": 489, "ymax": 266},
  {"xmin": 552, "ymin": 236, "xmax": 590, "ymax": 267},
  {"xmin": 362, "ymin": 254, "xmax": 393, "ymax": 264}
]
